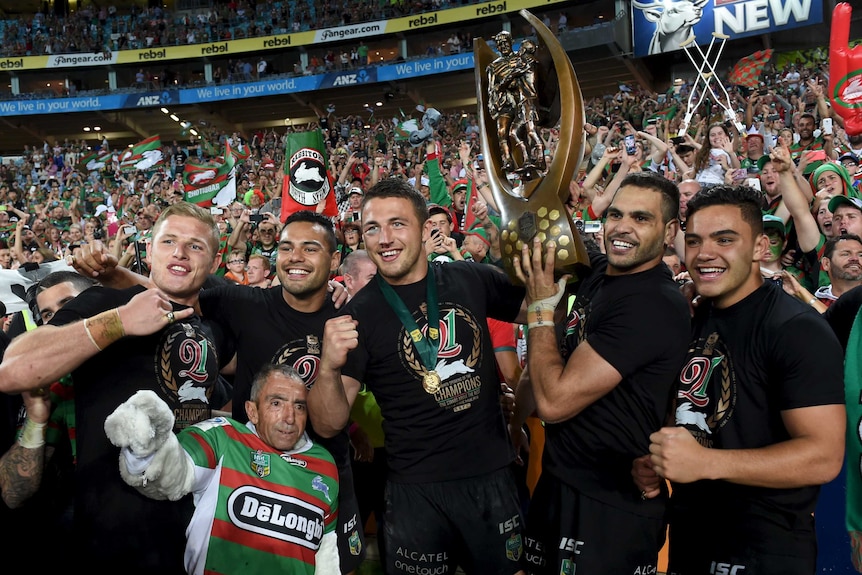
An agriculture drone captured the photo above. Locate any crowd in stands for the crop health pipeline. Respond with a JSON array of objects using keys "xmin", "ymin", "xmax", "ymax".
[
  {"xmin": 0, "ymin": 41, "xmax": 843, "ymax": 297},
  {"xmin": 0, "ymin": 0, "xmax": 495, "ymax": 58},
  {"xmin": 1, "ymin": 7, "xmax": 861, "ymax": 570}
]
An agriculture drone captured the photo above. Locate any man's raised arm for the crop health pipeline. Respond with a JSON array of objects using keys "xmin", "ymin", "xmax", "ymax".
[
  {"xmin": 307, "ymin": 315, "xmax": 361, "ymax": 438},
  {"xmin": 0, "ymin": 289, "xmax": 193, "ymax": 393}
]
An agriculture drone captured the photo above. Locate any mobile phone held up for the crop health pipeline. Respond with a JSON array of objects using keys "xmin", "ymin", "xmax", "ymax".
[{"xmin": 624, "ymin": 134, "xmax": 637, "ymax": 156}]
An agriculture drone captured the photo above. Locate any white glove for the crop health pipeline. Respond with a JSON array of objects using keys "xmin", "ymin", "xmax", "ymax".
[
  {"xmin": 105, "ymin": 390, "xmax": 194, "ymax": 501},
  {"xmin": 105, "ymin": 389, "xmax": 175, "ymax": 457}
]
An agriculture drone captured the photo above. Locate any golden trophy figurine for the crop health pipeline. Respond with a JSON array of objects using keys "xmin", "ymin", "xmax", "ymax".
[{"xmin": 474, "ymin": 10, "xmax": 590, "ymax": 285}]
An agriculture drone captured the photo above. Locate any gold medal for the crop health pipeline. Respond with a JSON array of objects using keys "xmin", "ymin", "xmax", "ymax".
[{"xmin": 422, "ymin": 370, "xmax": 441, "ymax": 394}]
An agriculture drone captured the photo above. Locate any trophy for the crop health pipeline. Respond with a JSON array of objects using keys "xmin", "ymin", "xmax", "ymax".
[{"xmin": 474, "ymin": 9, "xmax": 590, "ymax": 285}]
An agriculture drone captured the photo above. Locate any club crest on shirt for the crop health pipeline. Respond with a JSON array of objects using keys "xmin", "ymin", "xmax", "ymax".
[
  {"xmin": 311, "ymin": 475, "xmax": 331, "ymax": 502},
  {"xmin": 675, "ymin": 331, "xmax": 735, "ymax": 448},
  {"xmin": 157, "ymin": 319, "xmax": 220, "ymax": 430},
  {"xmin": 349, "ymin": 530, "xmax": 362, "ymax": 555},
  {"xmin": 506, "ymin": 533, "xmax": 523, "ymax": 562},
  {"xmin": 251, "ymin": 450, "xmax": 272, "ymax": 478},
  {"xmin": 399, "ymin": 302, "xmax": 483, "ymax": 412},
  {"xmin": 273, "ymin": 339, "xmax": 321, "ymax": 388}
]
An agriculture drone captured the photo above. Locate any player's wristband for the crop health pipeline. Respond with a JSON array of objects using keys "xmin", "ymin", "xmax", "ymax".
[
  {"xmin": 526, "ymin": 278, "xmax": 567, "ymax": 315},
  {"xmin": 85, "ymin": 308, "xmax": 126, "ymax": 351},
  {"xmin": 17, "ymin": 418, "xmax": 46, "ymax": 449}
]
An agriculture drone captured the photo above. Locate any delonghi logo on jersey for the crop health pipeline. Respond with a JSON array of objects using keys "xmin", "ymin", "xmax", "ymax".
[
  {"xmin": 288, "ymin": 147, "xmax": 331, "ymax": 207},
  {"xmin": 251, "ymin": 450, "xmax": 272, "ymax": 478},
  {"xmin": 280, "ymin": 454, "xmax": 308, "ymax": 467},
  {"xmin": 228, "ymin": 485, "xmax": 324, "ymax": 548},
  {"xmin": 312, "ymin": 475, "xmax": 331, "ymax": 502}
]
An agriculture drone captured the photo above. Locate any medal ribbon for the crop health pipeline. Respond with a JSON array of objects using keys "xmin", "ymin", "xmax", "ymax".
[{"xmin": 376, "ymin": 263, "xmax": 440, "ymax": 372}]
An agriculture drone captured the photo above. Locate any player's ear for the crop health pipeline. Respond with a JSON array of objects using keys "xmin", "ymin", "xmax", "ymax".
[{"xmin": 753, "ymin": 232, "xmax": 769, "ymax": 262}]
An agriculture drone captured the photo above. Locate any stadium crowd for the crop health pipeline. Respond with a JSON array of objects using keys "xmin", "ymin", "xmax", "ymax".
[
  {"xmin": 0, "ymin": 3, "xmax": 860, "ymax": 573},
  {"xmin": 0, "ymin": 0, "xmax": 507, "ymax": 58}
]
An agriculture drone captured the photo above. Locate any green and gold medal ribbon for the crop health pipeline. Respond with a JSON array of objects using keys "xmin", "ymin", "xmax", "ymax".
[{"xmin": 376, "ymin": 263, "xmax": 441, "ymax": 393}]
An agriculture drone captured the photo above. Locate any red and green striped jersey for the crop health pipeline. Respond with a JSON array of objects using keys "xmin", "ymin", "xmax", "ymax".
[
  {"xmin": 178, "ymin": 418, "xmax": 338, "ymax": 575},
  {"xmin": 789, "ymin": 137, "xmax": 825, "ymax": 162}
]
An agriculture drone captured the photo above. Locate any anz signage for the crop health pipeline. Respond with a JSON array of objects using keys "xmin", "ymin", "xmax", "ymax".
[
  {"xmin": 631, "ymin": 0, "xmax": 823, "ymax": 57},
  {"xmin": 127, "ymin": 90, "xmax": 179, "ymax": 108},
  {"xmin": 321, "ymin": 68, "xmax": 375, "ymax": 88}
]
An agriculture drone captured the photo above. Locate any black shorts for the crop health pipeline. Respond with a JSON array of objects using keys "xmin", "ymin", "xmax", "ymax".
[
  {"xmin": 335, "ymin": 461, "xmax": 366, "ymax": 573},
  {"xmin": 524, "ymin": 473, "xmax": 666, "ymax": 575},
  {"xmin": 668, "ymin": 510, "xmax": 816, "ymax": 575},
  {"xmin": 383, "ymin": 467, "xmax": 525, "ymax": 575}
]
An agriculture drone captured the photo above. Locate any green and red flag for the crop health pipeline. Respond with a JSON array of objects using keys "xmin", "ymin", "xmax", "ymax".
[
  {"xmin": 77, "ymin": 150, "xmax": 112, "ymax": 172},
  {"xmin": 281, "ymin": 129, "xmax": 338, "ymax": 222},
  {"xmin": 119, "ymin": 135, "xmax": 165, "ymax": 172},
  {"xmin": 200, "ymin": 135, "xmax": 219, "ymax": 158},
  {"xmin": 230, "ymin": 141, "xmax": 251, "ymax": 162},
  {"xmin": 182, "ymin": 143, "xmax": 236, "ymax": 207},
  {"xmin": 646, "ymin": 105, "xmax": 678, "ymax": 123},
  {"xmin": 728, "ymin": 49, "xmax": 774, "ymax": 89}
]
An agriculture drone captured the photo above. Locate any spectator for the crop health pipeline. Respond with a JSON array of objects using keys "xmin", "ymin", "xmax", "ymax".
[
  {"xmin": 105, "ymin": 364, "xmax": 339, "ymax": 575},
  {"xmin": 246, "ymin": 253, "xmax": 271, "ymax": 288},
  {"xmin": 224, "ymin": 250, "xmax": 249, "ymax": 285}
]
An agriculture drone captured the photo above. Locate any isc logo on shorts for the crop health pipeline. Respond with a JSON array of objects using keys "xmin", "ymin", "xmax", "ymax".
[
  {"xmin": 710, "ymin": 562, "xmax": 746, "ymax": 575},
  {"xmin": 559, "ymin": 537, "xmax": 584, "ymax": 554}
]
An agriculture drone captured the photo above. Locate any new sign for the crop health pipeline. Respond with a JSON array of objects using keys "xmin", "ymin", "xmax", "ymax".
[{"xmin": 632, "ymin": 0, "xmax": 823, "ymax": 57}]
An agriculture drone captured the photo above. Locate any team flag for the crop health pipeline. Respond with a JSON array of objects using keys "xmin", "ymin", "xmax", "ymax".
[
  {"xmin": 119, "ymin": 135, "xmax": 165, "ymax": 172},
  {"xmin": 646, "ymin": 105, "xmax": 678, "ymax": 123},
  {"xmin": 77, "ymin": 150, "xmax": 112, "ymax": 172},
  {"xmin": 230, "ymin": 141, "xmax": 251, "ymax": 161},
  {"xmin": 728, "ymin": 49, "xmax": 774, "ymax": 89},
  {"xmin": 182, "ymin": 143, "xmax": 236, "ymax": 207},
  {"xmin": 281, "ymin": 129, "xmax": 338, "ymax": 222}
]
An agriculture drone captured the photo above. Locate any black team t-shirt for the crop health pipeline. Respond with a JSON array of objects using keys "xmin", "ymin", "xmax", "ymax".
[
  {"xmin": 199, "ymin": 284, "xmax": 349, "ymax": 465},
  {"xmin": 543, "ymin": 256, "xmax": 690, "ymax": 516},
  {"xmin": 671, "ymin": 282, "xmax": 844, "ymax": 551},
  {"xmin": 341, "ymin": 261, "xmax": 525, "ymax": 483},
  {"xmin": 50, "ymin": 285, "xmax": 230, "ymax": 574}
]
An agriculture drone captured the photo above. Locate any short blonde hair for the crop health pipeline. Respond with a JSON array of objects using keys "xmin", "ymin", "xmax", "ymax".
[{"xmin": 151, "ymin": 202, "xmax": 219, "ymax": 255}]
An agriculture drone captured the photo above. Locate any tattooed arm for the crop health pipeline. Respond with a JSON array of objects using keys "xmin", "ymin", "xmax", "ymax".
[{"xmin": 0, "ymin": 390, "xmax": 51, "ymax": 509}]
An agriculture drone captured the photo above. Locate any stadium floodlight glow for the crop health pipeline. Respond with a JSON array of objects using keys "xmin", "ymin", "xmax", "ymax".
[
  {"xmin": 169, "ymin": 114, "xmax": 180, "ymax": 122},
  {"xmin": 375, "ymin": 101, "xmax": 383, "ymax": 107},
  {"xmin": 190, "ymin": 129, "xmax": 198, "ymax": 136},
  {"xmin": 93, "ymin": 126, "xmax": 101, "ymax": 131},
  {"xmin": 83, "ymin": 127, "xmax": 91, "ymax": 132},
  {"xmin": 160, "ymin": 107, "xmax": 170, "ymax": 114}
]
